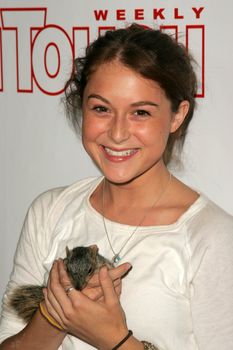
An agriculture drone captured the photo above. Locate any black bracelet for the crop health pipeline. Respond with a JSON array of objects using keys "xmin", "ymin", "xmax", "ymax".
[{"xmin": 112, "ymin": 330, "xmax": 133, "ymax": 350}]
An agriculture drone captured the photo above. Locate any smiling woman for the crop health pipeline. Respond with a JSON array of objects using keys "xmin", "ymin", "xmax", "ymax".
[
  {"xmin": 65, "ymin": 24, "xmax": 196, "ymax": 166},
  {"xmin": 0, "ymin": 24, "xmax": 233, "ymax": 350},
  {"xmin": 81, "ymin": 61, "xmax": 189, "ymax": 184}
]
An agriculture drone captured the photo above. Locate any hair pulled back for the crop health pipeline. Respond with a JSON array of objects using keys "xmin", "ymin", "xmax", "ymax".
[{"xmin": 65, "ymin": 24, "xmax": 197, "ymax": 165}]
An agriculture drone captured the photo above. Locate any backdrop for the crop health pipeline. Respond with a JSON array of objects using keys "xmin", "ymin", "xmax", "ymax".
[{"xmin": 1, "ymin": 0, "xmax": 233, "ymax": 306}]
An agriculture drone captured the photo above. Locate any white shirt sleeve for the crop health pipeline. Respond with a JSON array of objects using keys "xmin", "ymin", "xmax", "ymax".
[
  {"xmin": 189, "ymin": 212, "xmax": 233, "ymax": 350},
  {"xmin": 0, "ymin": 188, "xmax": 63, "ymax": 344}
]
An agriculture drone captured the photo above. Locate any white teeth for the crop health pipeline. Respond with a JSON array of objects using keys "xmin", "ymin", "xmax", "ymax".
[{"xmin": 104, "ymin": 147, "xmax": 136, "ymax": 156}]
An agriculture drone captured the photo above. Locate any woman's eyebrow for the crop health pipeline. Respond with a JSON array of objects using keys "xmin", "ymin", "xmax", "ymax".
[
  {"xmin": 87, "ymin": 94, "xmax": 110, "ymax": 104},
  {"xmin": 87, "ymin": 94, "xmax": 159, "ymax": 108},
  {"xmin": 131, "ymin": 101, "xmax": 159, "ymax": 107}
]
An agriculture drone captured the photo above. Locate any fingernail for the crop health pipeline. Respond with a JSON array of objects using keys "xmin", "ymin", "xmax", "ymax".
[
  {"xmin": 126, "ymin": 263, "xmax": 132, "ymax": 270},
  {"xmin": 58, "ymin": 258, "xmax": 63, "ymax": 265},
  {"xmin": 122, "ymin": 263, "xmax": 132, "ymax": 277}
]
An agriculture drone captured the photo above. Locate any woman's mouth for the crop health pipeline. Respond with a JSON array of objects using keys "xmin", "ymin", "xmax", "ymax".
[{"xmin": 102, "ymin": 146, "xmax": 139, "ymax": 161}]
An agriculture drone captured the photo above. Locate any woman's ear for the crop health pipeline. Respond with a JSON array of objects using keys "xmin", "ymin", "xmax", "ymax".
[{"xmin": 170, "ymin": 100, "xmax": 190, "ymax": 133}]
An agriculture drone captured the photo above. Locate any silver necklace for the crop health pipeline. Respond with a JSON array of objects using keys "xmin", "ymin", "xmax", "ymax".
[{"xmin": 102, "ymin": 173, "xmax": 172, "ymax": 265}]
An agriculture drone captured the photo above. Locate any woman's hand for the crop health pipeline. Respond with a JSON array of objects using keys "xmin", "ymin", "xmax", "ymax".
[
  {"xmin": 43, "ymin": 259, "xmax": 131, "ymax": 349},
  {"xmin": 81, "ymin": 260, "xmax": 131, "ymax": 301}
]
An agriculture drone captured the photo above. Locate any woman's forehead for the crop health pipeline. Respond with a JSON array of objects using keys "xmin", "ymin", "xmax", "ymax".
[{"xmin": 84, "ymin": 61, "xmax": 165, "ymax": 101}]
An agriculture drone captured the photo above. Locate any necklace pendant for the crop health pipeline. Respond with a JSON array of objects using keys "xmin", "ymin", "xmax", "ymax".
[{"xmin": 112, "ymin": 254, "xmax": 121, "ymax": 264}]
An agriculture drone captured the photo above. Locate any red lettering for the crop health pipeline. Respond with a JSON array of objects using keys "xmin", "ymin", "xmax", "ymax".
[
  {"xmin": 153, "ymin": 8, "xmax": 165, "ymax": 20},
  {"xmin": 135, "ymin": 9, "xmax": 144, "ymax": 20},
  {"xmin": 160, "ymin": 25, "xmax": 178, "ymax": 41},
  {"xmin": 186, "ymin": 25, "xmax": 205, "ymax": 97},
  {"xmin": 73, "ymin": 27, "xmax": 89, "ymax": 58},
  {"xmin": 116, "ymin": 9, "xmax": 126, "ymax": 20},
  {"xmin": 94, "ymin": 9, "xmax": 108, "ymax": 21},
  {"xmin": 32, "ymin": 25, "xmax": 73, "ymax": 95},
  {"xmin": 44, "ymin": 43, "xmax": 60, "ymax": 78},
  {"xmin": 0, "ymin": 29, "xmax": 3, "ymax": 91},
  {"xmin": 0, "ymin": 7, "xmax": 205, "ymax": 97},
  {"xmin": 174, "ymin": 8, "xmax": 184, "ymax": 19},
  {"xmin": 98, "ymin": 26, "xmax": 116, "ymax": 36},
  {"xmin": 1, "ymin": 8, "xmax": 46, "ymax": 92},
  {"xmin": 192, "ymin": 7, "xmax": 204, "ymax": 19}
]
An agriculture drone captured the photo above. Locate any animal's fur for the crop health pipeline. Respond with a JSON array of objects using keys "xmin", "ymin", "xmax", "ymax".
[{"xmin": 9, "ymin": 245, "xmax": 113, "ymax": 323}]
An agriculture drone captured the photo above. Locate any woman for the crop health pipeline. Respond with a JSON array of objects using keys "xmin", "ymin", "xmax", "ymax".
[{"xmin": 0, "ymin": 24, "xmax": 233, "ymax": 350}]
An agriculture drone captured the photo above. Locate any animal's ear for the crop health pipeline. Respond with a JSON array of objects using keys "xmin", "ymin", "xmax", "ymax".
[{"xmin": 66, "ymin": 246, "xmax": 71, "ymax": 257}]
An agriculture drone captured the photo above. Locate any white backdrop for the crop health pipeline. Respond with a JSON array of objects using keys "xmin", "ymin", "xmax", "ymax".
[{"xmin": 1, "ymin": 0, "xmax": 233, "ymax": 307}]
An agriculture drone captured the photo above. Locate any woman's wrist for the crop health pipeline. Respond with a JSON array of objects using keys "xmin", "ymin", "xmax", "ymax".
[
  {"xmin": 115, "ymin": 335, "xmax": 144, "ymax": 350},
  {"xmin": 108, "ymin": 330, "xmax": 144, "ymax": 350},
  {"xmin": 111, "ymin": 330, "xmax": 133, "ymax": 350},
  {"xmin": 39, "ymin": 302, "xmax": 64, "ymax": 331},
  {"xmin": 109, "ymin": 330, "xmax": 159, "ymax": 350},
  {"xmin": 112, "ymin": 337, "xmax": 159, "ymax": 350}
]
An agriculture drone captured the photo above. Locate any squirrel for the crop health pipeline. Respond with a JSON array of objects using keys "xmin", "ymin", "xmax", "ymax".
[{"xmin": 9, "ymin": 245, "xmax": 113, "ymax": 323}]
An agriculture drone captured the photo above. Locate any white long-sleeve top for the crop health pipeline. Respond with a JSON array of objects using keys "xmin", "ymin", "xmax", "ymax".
[{"xmin": 0, "ymin": 177, "xmax": 233, "ymax": 350}]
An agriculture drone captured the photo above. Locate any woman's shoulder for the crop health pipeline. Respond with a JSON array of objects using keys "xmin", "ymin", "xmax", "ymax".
[
  {"xmin": 26, "ymin": 177, "xmax": 101, "ymax": 225},
  {"xmin": 186, "ymin": 194, "xmax": 233, "ymax": 252},
  {"xmin": 31, "ymin": 177, "xmax": 100, "ymax": 208},
  {"xmin": 188, "ymin": 194, "xmax": 233, "ymax": 229},
  {"xmin": 184, "ymin": 195, "xmax": 233, "ymax": 286}
]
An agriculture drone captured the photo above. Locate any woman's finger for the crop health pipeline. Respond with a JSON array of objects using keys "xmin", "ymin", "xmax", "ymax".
[
  {"xmin": 82, "ymin": 286, "xmax": 103, "ymax": 300},
  {"xmin": 87, "ymin": 262, "xmax": 131, "ymax": 288},
  {"xmin": 113, "ymin": 278, "xmax": 121, "ymax": 288},
  {"xmin": 57, "ymin": 259, "xmax": 73, "ymax": 290},
  {"xmin": 48, "ymin": 260, "xmax": 74, "ymax": 313},
  {"xmin": 83, "ymin": 278, "xmax": 121, "ymax": 301},
  {"xmin": 99, "ymin": 266, "xmax": 118, "ymax": 304},
  {"xmin": 108, "ymin": 263, "xmax": 132, "ymax": 282},
  {"xmin": 84, "ymin": 262, "xmax": 130, "ymax": 290},
  {"xmin": 84, "ymin": 271, "xmax": 100, "ymax": 289},
  {"xmin": 43, "ymin": 288, "xmax": 67, "ymax": 329},
  {"xmin": 115, "ymin": 283, "xmax": 122, "ymax": 297}
]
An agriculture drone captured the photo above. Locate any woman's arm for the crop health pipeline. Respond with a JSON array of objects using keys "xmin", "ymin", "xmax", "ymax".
[
  {"xmin": 0, "ymin": 311, "xmax": 66, "ymax": 350},
  {"xmin": 190, "ymin": 217, "xmax": 233, "ymax": 349},
  {"xmin": 0, "ymin": 194, "xmax": 67, "ymax": 350},
  {"xmin": 0, "ymin": 189, "xmax": 66, "ymax": 346}
]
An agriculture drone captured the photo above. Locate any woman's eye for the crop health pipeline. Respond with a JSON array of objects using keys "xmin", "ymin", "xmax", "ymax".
[
  {"xmin": 134, "ymin": 109, "xmax": 150, "ymax": 117},
  {"xmin": 92, "ymin": 105, "xmax": 109, "ymax": 113}
]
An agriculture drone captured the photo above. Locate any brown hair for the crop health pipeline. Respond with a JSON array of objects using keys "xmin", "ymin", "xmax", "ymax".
[{"xmin": 65, "ymin": 24, "xmax": 197, "ymax": 164}]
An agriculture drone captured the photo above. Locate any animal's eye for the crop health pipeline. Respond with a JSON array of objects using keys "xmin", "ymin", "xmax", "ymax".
[{"xmin": 88, "ymin": 267, "xmax": 93, "ymax": 275}]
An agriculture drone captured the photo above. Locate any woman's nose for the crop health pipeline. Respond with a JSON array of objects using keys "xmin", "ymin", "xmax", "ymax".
[{"xmin": 108, "ymin": 114, "xmax": 130, "ymax": 144}]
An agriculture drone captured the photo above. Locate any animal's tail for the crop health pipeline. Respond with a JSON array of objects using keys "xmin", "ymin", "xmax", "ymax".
[{"xmin": 9, "ymin": 285, "xmax": 44, "ymax": 323}]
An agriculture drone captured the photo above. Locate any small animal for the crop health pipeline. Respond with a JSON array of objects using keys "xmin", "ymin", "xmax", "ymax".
[{"xmin": 9, "ymin": 245, "xmax": 113, "ymax": 323}]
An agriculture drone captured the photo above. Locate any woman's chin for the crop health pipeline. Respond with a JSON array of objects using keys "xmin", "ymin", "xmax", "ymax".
[{"xmin": 102, "ymin": 171, "xmax": 142, "ymax": 186}]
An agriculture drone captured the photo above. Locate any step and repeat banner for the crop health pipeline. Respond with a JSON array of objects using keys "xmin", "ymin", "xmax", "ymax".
[{"xmin": 1, "ymin": 0, "xmax": 233, "ymax": 303}]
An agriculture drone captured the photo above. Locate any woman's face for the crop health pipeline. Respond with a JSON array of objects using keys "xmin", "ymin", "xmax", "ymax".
[{"xmin": 82, "ymin": 61, "xmax": 188, "ymax": 185}]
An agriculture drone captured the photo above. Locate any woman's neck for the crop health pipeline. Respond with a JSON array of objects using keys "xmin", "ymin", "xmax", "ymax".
[
  {"xmin": 90, "ymin": 164, "xmax": 199, "ymax": 226},
  {"xmin": 104, "ymin": 167, "xmax": 171, "ymax": 210}
]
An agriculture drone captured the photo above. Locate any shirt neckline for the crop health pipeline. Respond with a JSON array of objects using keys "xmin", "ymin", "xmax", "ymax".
[{"xmin": 84, "ymin": 176, "xmax": 208, "ymax": 233}]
